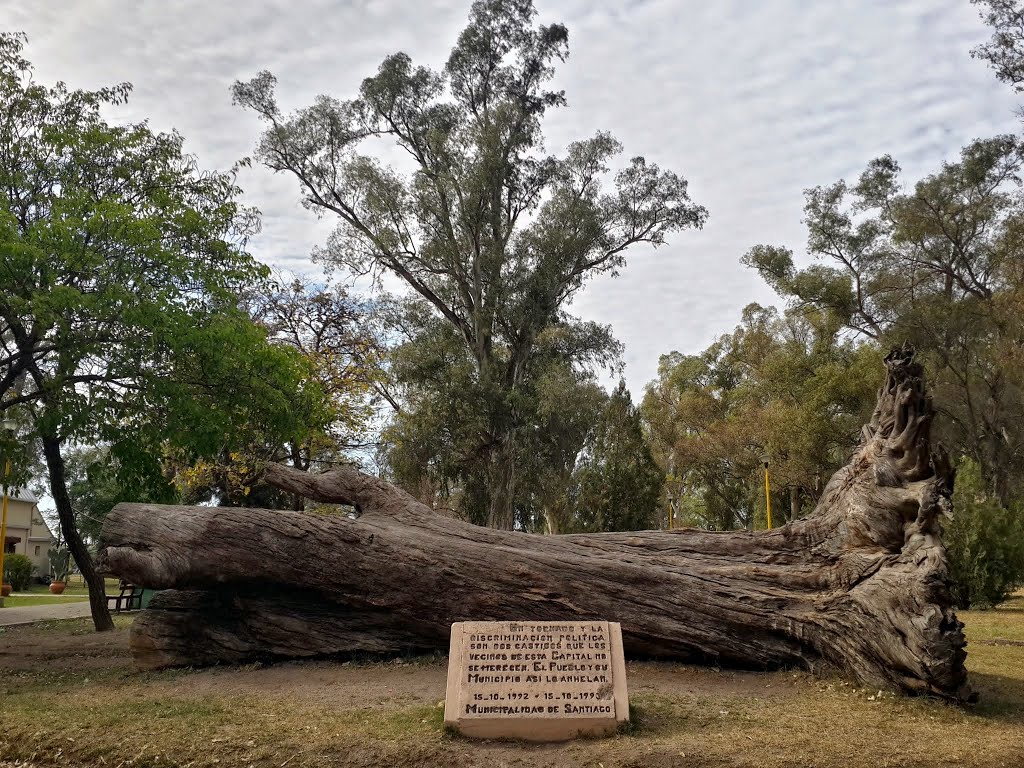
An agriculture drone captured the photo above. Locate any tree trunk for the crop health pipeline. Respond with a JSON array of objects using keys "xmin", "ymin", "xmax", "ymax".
[
  {"xmin": 543, "ymin": 506, "xmax": 560, "ymax": 535},
  {"xmin": 96, "ymin": 349, "xmax": 971, "ymax": 700},
  {"xmin": 289, "ymin": 441, "xmax": 306, "ymax": 512},
  {"xmin": 789, "ymin": 485, "xmax": 801, "ymax": 522},
  {"xmin": 41, "ymin": 435, "xmax": 114, "ymax": 632},
  {"xmin": 486, "ymin": 441, "xmax": 516, "ymax": 530}
]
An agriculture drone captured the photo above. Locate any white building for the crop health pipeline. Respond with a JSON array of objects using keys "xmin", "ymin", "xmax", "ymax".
[{"xmin": 3, "ymin": 489, "xmax": 58, "ymax": 579}]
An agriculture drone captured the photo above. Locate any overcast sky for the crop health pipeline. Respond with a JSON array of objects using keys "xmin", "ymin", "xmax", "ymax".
[{"xmin": 4, "ymin": 0, "xmax": 1020, "ymax": 394}]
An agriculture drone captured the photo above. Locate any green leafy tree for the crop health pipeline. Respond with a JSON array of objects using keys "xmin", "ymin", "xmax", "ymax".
[
  {"xmin": 380, "ymin": 296, "xmax": 616, "ymax": 527},
  {"xmin": 947, "ymin": 458, "xmax": 1024, "ymax": 608},
  {"xmin": 643, "ymin": 341, "xmax": 760, "ymax": 531},
  {"xmin": 232, "ymin": 0, "xmax": 706, "ymax": 528},
  {"xmin": 743, "ymin": 137, "xmax": 1024, "ymax": 504},
  {"xmin": 250, "ymin": 276, "xmax": 385, "ymax": 458},
  {"xmin": 160, "ymin": 306, "xmax": 327, "ymax": 511},
  {"xmin": 643, "ymin": 304, "xmax": 878, "ymax": 530},
  {"xmin": 571, "ymin": 381, "xmax": 662, "ymax": 532},
  {"xmin": 518, "ymin": 356, "xmax": 608, "ymax": 534},
  {"xmin": 63, "ymin": 445, "xmax": 171, "ymax": 544},
  {"xmin": 175, "ymin": 276, "xmax": 387, "ymax": 510},
  {"xmin": 971, "ymin": 0, "xmax": 1024, "ymax": 92},
  {"xmin": 0, "ymin": 33, "xmax": 313, "ymax": 630}
]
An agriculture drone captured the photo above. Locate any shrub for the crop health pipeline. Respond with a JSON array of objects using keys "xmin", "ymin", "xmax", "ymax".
[
  {"xmin": 946, "ymin": 459, "xmax": 1024, "ymax": 609},
  {"xmin": 3, "ymin": 553, "xmax": 33, "ymax": 591},
  {"xmin": 48, "ymin": 546, "xmax": 71, "ymax": 582}
]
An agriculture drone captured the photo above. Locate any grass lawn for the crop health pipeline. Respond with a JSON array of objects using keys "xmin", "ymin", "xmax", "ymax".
[
  {"xmin": 0, "ymin": 595, "xmax": 1021, "ymax": 767},
  {"xmin": 20, "ymin": 575, "xmax": 122, "ymax": 596},
  {"xmin": 0, "ymin": 594, "xmax": 88, "ymax": 607}
]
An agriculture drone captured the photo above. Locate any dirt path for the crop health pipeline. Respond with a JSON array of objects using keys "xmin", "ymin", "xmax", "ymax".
[
  {"xmin": 0, "ymin": 617, "xmax": 801, "ymax": 701},
  {"xmin": 0, "ymin": 599, "xmax": 92, "ymax": 626}
]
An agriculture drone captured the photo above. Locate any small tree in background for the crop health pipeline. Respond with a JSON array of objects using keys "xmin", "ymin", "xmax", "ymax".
[
  {"xmin": 571, "ymin": 381, "xmax": 663, "ymax": 532},
  {"xmin": 947, "ymin": 458, "xmax": 1024, "ymax": 608}
]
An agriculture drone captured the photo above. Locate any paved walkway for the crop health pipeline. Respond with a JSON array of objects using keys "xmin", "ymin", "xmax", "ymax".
[{"xmin": 0, "ymin": 600, "xmax": 93, "ymax": 626}]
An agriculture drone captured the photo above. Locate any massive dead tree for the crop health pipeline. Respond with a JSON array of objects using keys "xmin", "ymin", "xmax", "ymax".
[{"xmin": 97, "ymin": 349, "xmax": 971, "ymax": 700}]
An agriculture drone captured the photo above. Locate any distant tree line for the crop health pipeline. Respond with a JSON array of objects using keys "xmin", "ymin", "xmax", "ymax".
[{"xmin": 640, "ymin": 3, "xmax": 1024, "ymax": 607}]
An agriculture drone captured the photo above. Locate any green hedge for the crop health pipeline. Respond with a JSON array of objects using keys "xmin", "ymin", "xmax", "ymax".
[
  {"xmin": 3, "ymin": 553, "xmax": 33, "ymax": 591},
  {"xmin": 947, "ymin": 459, "xmax": 1024, "ymax": 609}
]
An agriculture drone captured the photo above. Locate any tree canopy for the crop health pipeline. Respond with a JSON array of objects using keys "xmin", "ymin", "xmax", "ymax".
[
  {"xmin": 571, "ymin": 381, "xmax": 663, "ymax": 533},
  {"xmin": 643, "ymin": 304, "xmax": 878, "ymax": 530},
  {"xmin": 0, "ymin": 32, "xmax": 317, "ymax": 628},
  {"xmin": 175, "ymin": 276, "xmax": 386, "ymax": 510},
  {"xmin": 972, "ymin": 0, "xmax": 1024, "ymax": 92},
  {"xmin": 232, "ymin": 0, "xmax": 706, "ymax": 528},
  {"xmin": 743, "ymin": 137, "xmax": 1024, "ymax": 505}
]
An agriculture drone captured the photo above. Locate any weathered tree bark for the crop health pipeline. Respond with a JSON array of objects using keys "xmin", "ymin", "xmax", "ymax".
[{"xmin": 97, "ymin": 349, "xmax": 971, "ymax": 700}]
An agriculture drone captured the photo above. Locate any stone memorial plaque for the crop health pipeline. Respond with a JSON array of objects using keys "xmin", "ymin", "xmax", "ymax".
[{"xmin": 443, "ymin": 620, "xmax": 629, "ymax": 741}]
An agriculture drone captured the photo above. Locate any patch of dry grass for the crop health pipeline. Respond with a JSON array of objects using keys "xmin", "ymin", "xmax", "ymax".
[
  {"xmin": 1, "ymin": 684, "xmax": 449, "ymax": 768},
  {"xmin": 0, "ymin": 596, "xmax": 1021, "ymax": 768}
]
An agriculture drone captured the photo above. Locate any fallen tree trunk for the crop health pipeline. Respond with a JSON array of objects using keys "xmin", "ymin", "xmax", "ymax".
[{"xmin": 97, "ymin": 348, "xmax": 971, "ymax": 700}]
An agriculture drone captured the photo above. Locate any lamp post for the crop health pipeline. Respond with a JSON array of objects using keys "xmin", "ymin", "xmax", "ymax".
[
  {"xmin": 761, "ymin": 454, "xmax": 772, "ymax": 530},
  {"xmin": 0, "ymin": 416, "xmax": 16, "ymax": 601}
]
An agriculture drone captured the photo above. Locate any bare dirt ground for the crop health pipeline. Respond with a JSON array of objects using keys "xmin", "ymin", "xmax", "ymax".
[{"xmin": 1, "ymin": 601, "xmax": 1023, "ymax": 768}]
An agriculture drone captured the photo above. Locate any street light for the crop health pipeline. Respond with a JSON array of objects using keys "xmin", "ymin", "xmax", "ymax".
[{"xmin": 0, "ymin": 417, "xmax": 17, "ymax": 600}]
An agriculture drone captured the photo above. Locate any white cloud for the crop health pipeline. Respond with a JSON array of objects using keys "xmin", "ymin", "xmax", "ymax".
[{"xmin": 4, "ymin": 0, "xmax": 1019, "ymax": 395}]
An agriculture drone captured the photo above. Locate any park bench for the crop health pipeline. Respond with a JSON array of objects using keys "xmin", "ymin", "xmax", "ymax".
[{"xmin": 106, "ymin": 580, "xmax": 143, "ymax": 613}]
